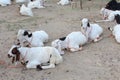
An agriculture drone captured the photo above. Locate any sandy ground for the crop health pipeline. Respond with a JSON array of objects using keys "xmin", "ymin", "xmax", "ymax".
[{"xmin": 0, "ymin": 0, "xmax": 120, "ymax": 80}]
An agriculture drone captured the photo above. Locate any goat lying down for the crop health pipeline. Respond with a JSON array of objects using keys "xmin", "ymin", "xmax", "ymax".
[
  {"xmin": 0, "ymin": 0, "xmax": 11, "ymax": 6},
  {"xmin": 17, "ymin": 29, "xmax": 49, "ymax": 47},
  {"xmin": 81, "ymin": 18, "xmax": 103, "ymax": 42},
  {"xmin": 96, "ymin": 8, "xmax": 120, "ymax": 22},
  {"xmin": 108, "ymin": 14, "xmax": 120, "ymax": 43},
  {"xmin": 105, "ymin": 0, "xmax": 120, "ymax": 11},
  {"xmin": 52, "ymin": 31, "xmax": 88, "ymax": 53},
  {"xmin": 100, "ymin": 7, "xmax": 114, "ymax": 20},
  {"xmin": 8, "ymin": 45, "xmax": 63, "ymax": 70},
  {"xmin": 57, "ymin": 0, "xmax": 70, "ymax": 6},
  {"xmin": 108, "ymin": 25, "xmax": 120, "ymax": 43},
  {"xmin": 28, "ymin": 0, "xmax": 45, "ymax": 9},
  {"xmin": 19, "ymin": 4, "xmax": 33, "ymax": 17}
]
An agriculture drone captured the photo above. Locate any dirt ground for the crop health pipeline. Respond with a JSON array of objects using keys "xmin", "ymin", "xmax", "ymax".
[{"xmin": 0, "ymin": 0, "xmax": 120, "ymax": 80}]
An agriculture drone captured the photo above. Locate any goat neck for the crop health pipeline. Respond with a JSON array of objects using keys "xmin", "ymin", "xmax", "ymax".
[{"xmin": 18, "ymin": 47, "xmax": 29, "ymax": 59}]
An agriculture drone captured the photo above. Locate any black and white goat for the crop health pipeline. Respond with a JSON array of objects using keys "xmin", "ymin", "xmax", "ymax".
[
  {"xmin": 81, "ymin": 18, "xmax": 103, "ymax": 42},
  {"xmin": 8, "ymin": 45, "xmax": 63, "ymax": 70},
  {"xmin": 28, "ymin": 0, "xmax": 45, "ymax": 9},
  {"xmin": 0, "ymin": 0, "xmax": 11, "ymax": 6},
  {"xmin": 19, "ymin": 4, "xmax": 33, "ymax": 17},
  {"xmin": 52, "ymin": 31, "xmax": 88, "ymax": 53},
  {"xmin": 108, "ymin": 14, "xmax": 120, "ymax": 43},
  {"xmin": 17, "ymin": 29, "xmax": 49, "ymax": 47},
  {"xmin": 105, "ymin": 0, "xmax": 120, "ymax": 11},
  {"xmin": 96, "ymin": 7, "xmax": 120, "ymax": 22}
]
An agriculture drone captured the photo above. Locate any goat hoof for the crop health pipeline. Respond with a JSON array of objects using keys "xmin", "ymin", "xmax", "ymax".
[
  {"xmin": 93, "ymin": 39, "xmax": 98, "ymax": 42},
  {"xmin": 70, "ymin": 48, "xmax": 76, "ymax": 52},
  {"xmin": 36, "ymin": 65, "xmax": 43, "ymax": 71},
  {"xmin": 79, "ymin": 47, "xmax": 82, "ymax": 51}
]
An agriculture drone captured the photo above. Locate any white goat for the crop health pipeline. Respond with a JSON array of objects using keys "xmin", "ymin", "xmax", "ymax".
[
  {"xmin": 81, "ymin": 18, "xmax": 103, "ymax": 42},
  {"xmin": 19, "ymin": 4, "xmax": 33, "ymax": 17},
  {"xmin": 57, "ymin": 0, "xmax": 70, "ymax": 6},
  {"xmin": 100, "ymin": 7, "xmax": 113, "ymax": 20},
  {"xmin": 28, "ymin": 0, "xmax": 45, "ymax": 9},
  {"xmin": 96, "ymin": 8, "xmax": 120, "ymax": 22},
  {"xmin": 0, "ymin": 0, "xmax": 11, "ymax": 6},
  {"xmin": 108, "ymin": 25, "xmax": 120, "ymax": 43},
  {"xmin": 8, "ymin": 45, "xmax": 63, "ymax": 70},
  {"xmin": 17, "ymin": 29, "xmax": 49, "ymax": 47},
  {"xmin": 108, "ymin": 14, "xmax": 120, "ymax": 43},
  {"xmin": 52, "ymin": 31, "xmax": 88, "ymax": 53}
]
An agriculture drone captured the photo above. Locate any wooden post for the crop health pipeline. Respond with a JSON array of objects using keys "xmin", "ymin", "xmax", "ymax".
[{"xmin": 80, "ymin": 0, "xmax": 83, "ymax": 9}]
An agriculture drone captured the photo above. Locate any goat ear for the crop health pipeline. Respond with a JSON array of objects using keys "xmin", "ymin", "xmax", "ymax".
[
  {"xmin": 12, "ymin": 47, "xmax": 18, "ymax": 54},
  {"xmin": 12, "ymin": 47, "xmax": 20, "ymax": 62},
  {"xmin": 87, "ymin": 23, "xmax": 90, "ymax": 27},
  {"xmin": 16, "ymin": 51, "xmax": 20, "ymax": 62},
  {"xmin": 12, "ymin": 57, "xmax": 15, "ymax": 63},
  {"xmin": 23, "ymin": 31, "xmax": 29, "ymax": 36},
  {"xmin": 28, "ymin": 33, "xmax": 32, "ymax": 37},
  {"xmin": 59, "ymin": 37, "xmax": 66, "ymax": 41}
]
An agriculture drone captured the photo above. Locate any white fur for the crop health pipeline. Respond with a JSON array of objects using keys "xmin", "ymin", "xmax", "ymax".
[
  {"xmin": 17, "ymin": 29, "xmax": 49, "ymax": 47},
  {"xmin": 96, "ymin": 8, "xmax": 120, "ymax": 22},
  {"xmin": 8, "ymin": 45, "xmax": 63, "ymax": 69},
  {"xmin": 57, "ymin": 0, "xmax": 70, "ymax": 6},
  {"xmin": 81, "ymin": 18, "xmax": 103, "ymax": 42},
  {"xmin": 109, "ymin": 25, "xmax": 120, "ymax": 43},
  {"xmin": 19, "ymin": 4, "xmax": 33, "ymax": 17},
  {"xmin": 0, "ymin": 0, "xmax": 11, "ymax": 6},
  {"xmin": 52, "ymin": 31, "xmax": 88, "ymax": 53},
  {"xmin": 100, "ymin": 7, "xmax": 113, "ymax": 20},
  {"xmin": 28, "ymin": 0, "xmax": 45, "ymax": 9}
]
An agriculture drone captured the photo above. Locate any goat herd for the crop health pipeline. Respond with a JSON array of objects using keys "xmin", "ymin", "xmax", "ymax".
[
  {"xmin": 0, "ymin": 0, "xmax": 72, "ymax": 16},
  {"xmin": 0, "ymin": 0, "xmax": 120, "ymax": 71}
]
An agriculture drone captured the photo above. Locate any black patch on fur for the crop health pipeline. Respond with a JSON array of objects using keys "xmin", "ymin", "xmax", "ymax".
[
  {"xmin": 12, "ymin": 57, "xmax": 15, "ymax": 63},
  {"xmin": 47, "ymin": 54, "xmax": 52, "ymax": 63},
  {"xmin": 108, "ymin": 27, "xmax": 111, "ymax": 31},
  {"xmin": 28, "ymin": 33, "xmax": 32, "ymax": 37},
  {"xmin": 8, "ymin": 54, "xmax": 12, "ymax": 58},
  {"xmin": 115, "ymin": 14, "xmax": 120, "ymax": 24},
  {"xmin": 23, "ymin": 31, "xmax": 29, "ymax": 36},
  {"xmin": 87, "ymin": 23, "xmax": 90, "ymax": 27},
  {"xmin": 11, "ymin": 47, "xmax": 20, "ymax": 63},
  {"xmin": 105, "ymin": 0, "xmax": 120, "ymax": 10},
  {"xmin": 21, "ymin": 61, "xmax": 29, "ymax": 66},
  {"xmin": 59, "ymin": 37, "xmax": 66, "ymax": 41},
  {"xmin": 23, "ymin": 31, "xmax": 32, "ymax": 38},
  {"xmin": 17, "ymin": 42, "xmax": 20, "ymax": 45},
  {"xmin": 64, "ymin": 48, "xmax": 67, "ymax": 50},
  {"xmin": 36, "ymin": 65, "xmax": 42, "ymax": 71}
]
